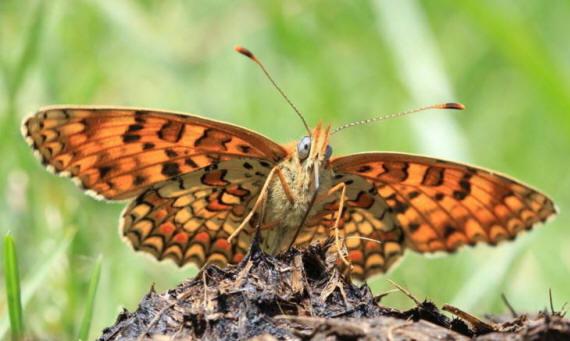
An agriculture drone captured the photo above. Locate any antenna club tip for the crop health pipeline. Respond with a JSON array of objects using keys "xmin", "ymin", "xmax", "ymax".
[
  {"xmin": 234, "ymin": 45, "xmax": 257, "ymax": 61},
  {"xmin": 445, "ymin": 102, "xmax": 465, "ymax": 110}
]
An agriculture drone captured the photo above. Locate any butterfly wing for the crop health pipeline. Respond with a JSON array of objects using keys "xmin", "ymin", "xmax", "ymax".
[
  {"xmin": 302, "ymin": 152, "xmax": 556, "ymax": 280},
  {"xmin": 331, "ymin": 152, "xmax": 556, "ymax": 259},
  {"xmin": 23, "ymin": 107, "xmax": 287, "ymax": 268},
  {"xmin": 299, "ymin": 174, "xmax": 405, "ymax": 279},
  {"xmin": 121, "ymin": 159, "xmax": 271, "ymax": 268},
  {"xmin": 23, "ymin": 107, "xmax": 286, "ymax": 200}
]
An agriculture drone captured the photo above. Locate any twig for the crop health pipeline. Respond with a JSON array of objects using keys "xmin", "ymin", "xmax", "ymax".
[
  {"xmin": 549, "ymin": 288, "xmax": 555, "ymax": 315},
  {"xmin": 374, "ymin": 288, "xmax": 400, "ymax": 303},
  {"xmin": 501, "ymin": 293, "xmax": 518, "ymax": 317},
  {"xmin": 387, "ymin": 279, "xmax": 421, "ymax": 306},
  {"xmin": 442, "ymin": 304, "xmax": 496, "ymax": 333},
  {"xmin": 548, "ymin": 289, "xmax": 568, "ymax": 317}
]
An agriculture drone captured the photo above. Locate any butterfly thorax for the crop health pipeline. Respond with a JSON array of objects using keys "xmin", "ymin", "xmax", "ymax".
[{"xmin": 262, "ymin": 124, "xmax": 334, "ymax": 254}]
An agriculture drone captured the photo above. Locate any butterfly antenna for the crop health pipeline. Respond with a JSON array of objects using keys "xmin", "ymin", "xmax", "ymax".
[
  {"xmin": 235, "ymin": 45, "xmax": 312, "ymax": 136},
  {"xmin": 331, "ymin": 102, "xmax": 465, "ymax": 135}
]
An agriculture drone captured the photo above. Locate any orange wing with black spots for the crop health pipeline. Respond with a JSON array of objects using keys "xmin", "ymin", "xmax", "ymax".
[
  {"xmin": 121, "ymin": 159, "xmax": 269, "ymax": 268},
  {"xmin": 300, "ymin": 174, "xmax": 405, "ymax": 280},
  {"xmin": 332, "ymin": 153, "xmax": 557, "ymax": 255},
  {"xmin": 23, "ymin": 107, "xmax": 286, "ymax": 200}
]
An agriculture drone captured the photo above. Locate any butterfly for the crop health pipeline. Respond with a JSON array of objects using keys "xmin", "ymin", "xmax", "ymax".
[{"xmin": 22, "ymin": 47, "xmax": 557, "ymax": 280}]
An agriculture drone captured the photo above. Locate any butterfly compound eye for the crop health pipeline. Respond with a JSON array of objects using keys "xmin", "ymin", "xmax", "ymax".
[
  {"xmin": 297, "ymin": 136, "xmax": 311, "ymax": 161},
  {"xmin": 325, "ymin": 145, "xmax": 333, "ymax": 160}
]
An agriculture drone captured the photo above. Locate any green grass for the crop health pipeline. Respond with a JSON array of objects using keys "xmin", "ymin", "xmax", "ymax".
[
  {"xmin": 3, "ymin": 235, "xmax": 24, "ymax": 341},
  {"xmin": 0, "ymin": 232, "xmax": 74, "ymax": 340},
  {"xmin": 77, "ymin": 255, "xmax": 102, "ymax": 341},
  {"xmin": 1, "ymin": 1, "xmax": 569, "ymax": 339}
]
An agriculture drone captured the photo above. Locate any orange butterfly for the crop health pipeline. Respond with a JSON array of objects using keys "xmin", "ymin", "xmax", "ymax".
[{"xmin": 22, "ymin": 47, "xmax": 556, "ymax": 280}]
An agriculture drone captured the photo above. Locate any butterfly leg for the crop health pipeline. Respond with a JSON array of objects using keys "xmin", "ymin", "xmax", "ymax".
[
  {"xmin": 326, "ymin": 182, "xmax": 351, "ymax": 266},
  {"xmin": 252, "ymin": 191, "xmax": 269, "ymax": 248},
  {"xmin": 227, "ymin": 166, "xmax": 294, "ymax": 242},
  {"xmin": 275, "ymin": 167, "xmax": 295, "ymax": 205}
]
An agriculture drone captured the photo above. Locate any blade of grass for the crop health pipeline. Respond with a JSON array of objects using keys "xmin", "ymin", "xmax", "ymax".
[
  {"xmin": 77, "ymin": 255, "xmax": 103, "ymax": 341},
  {"xmin": 0, "ymin": 231, "xmax": 75, "ymax": 340},
  {"xmin": 3, "ymin": 234, "xmax": 24, "ymax": 341}
]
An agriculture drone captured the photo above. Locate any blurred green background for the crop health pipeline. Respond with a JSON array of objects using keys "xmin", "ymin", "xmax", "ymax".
[{"xmin": 1, "ymin": 0, "xmax": 569, "ymax": 339}]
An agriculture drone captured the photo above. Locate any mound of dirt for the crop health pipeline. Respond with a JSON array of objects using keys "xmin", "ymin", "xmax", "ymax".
[{"xmin": 98, "ymin": 241, "xmax": 569, "ymax": 340}]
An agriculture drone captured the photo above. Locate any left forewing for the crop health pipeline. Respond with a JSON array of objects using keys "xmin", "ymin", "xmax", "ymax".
[{"xmin": 23, "ymin": 107, "xmax": 286, "ymax": 200}]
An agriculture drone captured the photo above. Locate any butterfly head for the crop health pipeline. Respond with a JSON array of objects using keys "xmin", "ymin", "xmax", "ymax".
[{"xmin": 294, "ymin": 123, "xmax": 333, "ymax": 190}]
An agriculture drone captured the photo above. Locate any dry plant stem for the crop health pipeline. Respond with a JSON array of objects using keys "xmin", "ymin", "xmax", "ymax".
[
  {"xmin": 442, "ymin": 304, "xmax": 496, "ymax": 333},
  {"xmin": 549, "ymin": 288, "xmax": 556, "ymax": 314},
  {"xmin": 501, "ymin": 293, "xmax": 519, "ymax": 318},
  {"xmin": 374, "ymin": 288, "xmax": 400, "ymax": 303},
  {"xmin": 387, "ymin": 279, "xmax": 421, "ymax": 306}
]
